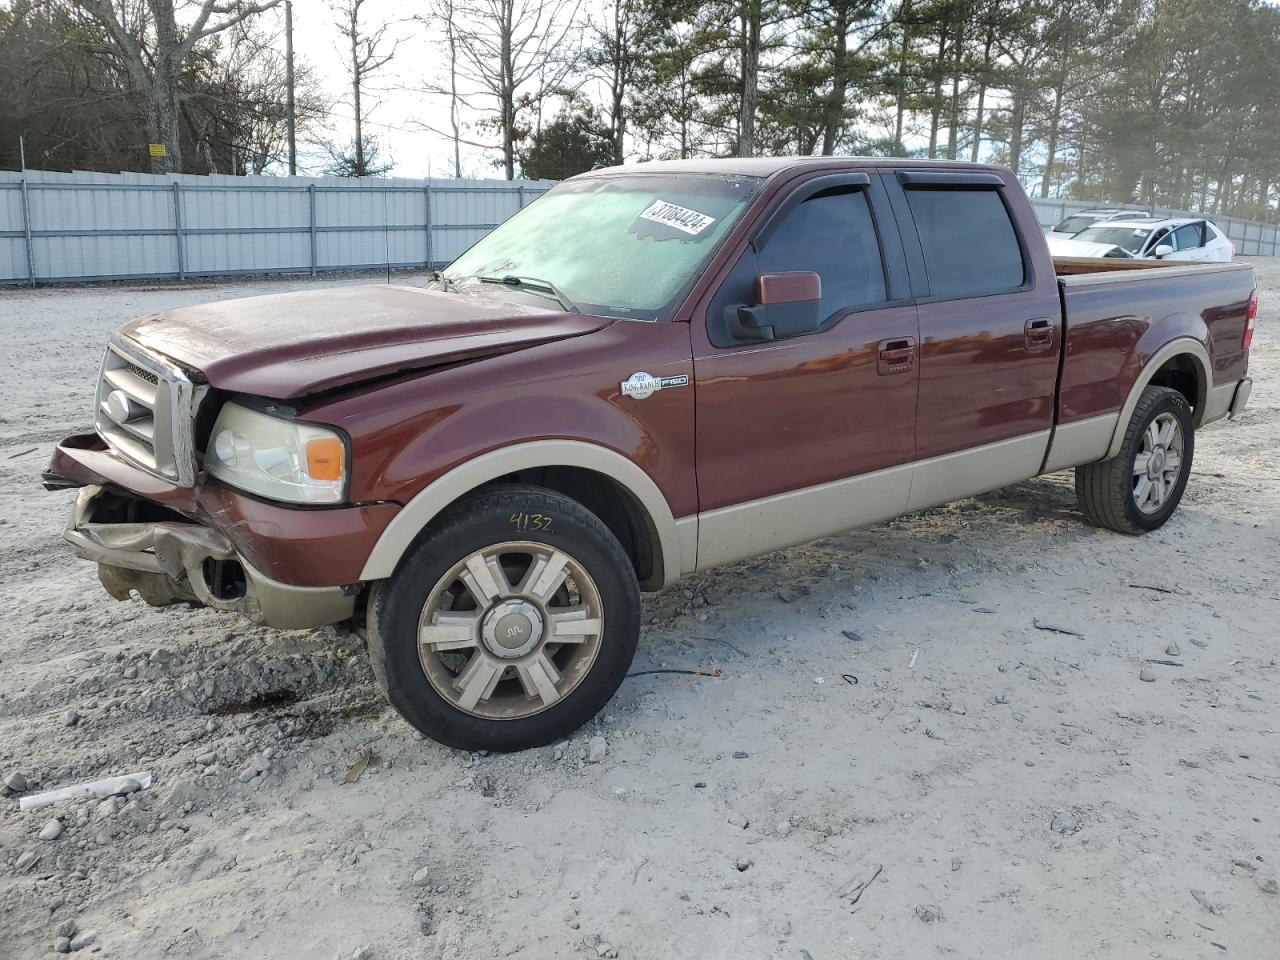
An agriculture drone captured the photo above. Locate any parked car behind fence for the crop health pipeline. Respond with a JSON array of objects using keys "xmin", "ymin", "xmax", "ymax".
[{"xmin": 1048, "ymin": 216, "xmax": 1235, "ymax": 261}]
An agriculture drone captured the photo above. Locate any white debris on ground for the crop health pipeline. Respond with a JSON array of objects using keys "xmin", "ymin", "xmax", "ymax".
[{"xmin": 1, "ymin": 264, "xmax": 1278, "ymax": 959}]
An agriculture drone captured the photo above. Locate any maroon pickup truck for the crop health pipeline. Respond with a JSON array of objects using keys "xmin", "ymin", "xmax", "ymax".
[{"xmin": 46, "ymin": 158, "xmax": 1257, "ymax": 751}]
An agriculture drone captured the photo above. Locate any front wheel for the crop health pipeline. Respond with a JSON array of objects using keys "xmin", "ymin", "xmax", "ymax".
[
  {"xmin": 1075, "ymin": 385, "xmax": 1194, "ymax": 534},
  {"xmin": 367, "ymin": 484, "xmax": 640, "ymax": 751}
]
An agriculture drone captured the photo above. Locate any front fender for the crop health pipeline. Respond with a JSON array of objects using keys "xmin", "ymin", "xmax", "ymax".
[{"xmin": 302, "ymin": 319, "xmax": 697, "ymax": 588}]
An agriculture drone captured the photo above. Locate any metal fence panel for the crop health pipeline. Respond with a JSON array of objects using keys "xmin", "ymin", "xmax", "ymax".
[
  {"xmin": 5, "ymin": 171, "xmax": 1273, "ymax": 285},
  {"xmin": 0, "ymin": 169, "xmax": 553, "ymax": 285},
  {"xmin": 0, "ymin": 184, "xmax": 26, "ymax": 281}
]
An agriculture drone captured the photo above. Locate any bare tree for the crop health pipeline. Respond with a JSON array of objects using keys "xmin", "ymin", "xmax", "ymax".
[
  {"xmin": 453, "ymin": 0, "xmax": 584, "ymax": 179},
  {"xmin": 440, "ymin": 0, "xmax": 464, "ymax": 177},
  {"xmin": 187, "ymin": 22, "xmax": 329, "ymax": 174},
  {"xmin": 585, "ymin": 0, "xmax": 652, "ymax": 164},
  {"xmin": 72, "ymin": 0, "xmax": 281, "ymax": 173},
  {"xmin": 414, "ymin": 0, "xmax": 469, "ymax": 177},
  {"xmin": 331, "ymin": 0, "xmax": 399, "ymax": 176}
]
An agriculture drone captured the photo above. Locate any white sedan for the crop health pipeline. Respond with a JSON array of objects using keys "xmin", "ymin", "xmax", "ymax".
[{"xmin": 1047, "ymin": 217, "xmax": 1235, "ymax": 261}]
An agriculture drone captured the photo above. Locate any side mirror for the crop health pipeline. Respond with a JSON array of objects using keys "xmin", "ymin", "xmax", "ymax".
[
  {"xmin": 727, "ymin": 271, "xmax": 823, "ymax": 342},
  {"xmin": 1153, "ymin": 244, "xmax": 1174, "ymax": 259}
]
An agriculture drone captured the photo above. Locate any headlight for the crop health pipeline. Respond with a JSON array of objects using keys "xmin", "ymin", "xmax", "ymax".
[{"xmin": 204, "ymin": 402, "xmax": 348, "ymax": 504}]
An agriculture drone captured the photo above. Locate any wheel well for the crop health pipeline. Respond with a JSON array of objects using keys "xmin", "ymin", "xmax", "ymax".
[
  {"xmin": 481, "ymin": 466, "xmax": 661, "ymax": 590},
  {"xmin": 1146, "ymin": 354, "xmax": 1203, "ymax": 417}
]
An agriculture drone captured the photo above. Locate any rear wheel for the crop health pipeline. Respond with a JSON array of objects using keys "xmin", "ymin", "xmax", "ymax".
[
  {"xmin": 367, "ymin": 484, "xmax": 640, "ymax": 751},
  {"xmin": 1075, "ymin": 385, "xmax": 1194, "ymax": 534}
]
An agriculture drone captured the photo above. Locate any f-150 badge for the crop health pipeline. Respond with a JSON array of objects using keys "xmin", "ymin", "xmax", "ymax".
[{"xmin": 620, "ymin": 371, "xmax": 690, "ymax": 400}]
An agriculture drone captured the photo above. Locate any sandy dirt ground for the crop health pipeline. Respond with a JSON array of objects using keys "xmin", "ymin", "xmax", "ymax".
[{"xmin": 1, "ymin": 262, "xmax": 1277, "ymax": 960}]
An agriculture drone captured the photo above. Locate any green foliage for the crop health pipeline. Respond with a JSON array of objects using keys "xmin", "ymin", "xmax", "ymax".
[{"xmin": 518, "ymin": 107, "xmax": 617, "ymax": 180}]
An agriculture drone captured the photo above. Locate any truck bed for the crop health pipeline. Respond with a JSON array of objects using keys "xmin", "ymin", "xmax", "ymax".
[{"xmin": 1052, "ymin": 258, "xmax": 1254, "ymax": 434}]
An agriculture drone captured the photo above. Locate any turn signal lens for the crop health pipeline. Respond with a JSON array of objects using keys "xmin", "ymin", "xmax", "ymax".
[
  {"xmin": 1244, "ymin": 288, "xmax": 1257, "ymax": 349},
  {"xmin": 306, "ymin": 437, "xmax": 345, "ymax": 482}
]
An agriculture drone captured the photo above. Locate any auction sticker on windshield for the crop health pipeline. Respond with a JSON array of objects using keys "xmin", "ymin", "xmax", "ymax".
[{"xmin": 637, "ymin": 200, "xmax": 717, "ymax": 236}]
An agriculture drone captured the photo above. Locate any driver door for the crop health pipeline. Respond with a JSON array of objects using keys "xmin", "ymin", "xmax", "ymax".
[{"xmin": 690, "ymin": 171, "xmax": 919, "ymax": 569}]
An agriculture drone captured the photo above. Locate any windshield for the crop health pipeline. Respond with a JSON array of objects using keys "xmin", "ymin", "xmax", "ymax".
[
  {"xmin": 1053, "ymin": 215, "xmax": 1099, "ymax": 235},
  {"xmin": 442, "ymin": 174, "xmax": 761, "ymax": 319},
  {"xmin": 1073, "ymin": 225, "xmax": 1152, "ymax": 253}
]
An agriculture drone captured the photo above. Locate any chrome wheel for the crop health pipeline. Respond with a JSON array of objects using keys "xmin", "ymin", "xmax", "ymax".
[
  {"xmin": 417, "ymin": 541, "xmax": 605, "ymax": 720},
  {"xmin": 1132, "ymin": 412, "xmax": 1184, "ymax": 514}
]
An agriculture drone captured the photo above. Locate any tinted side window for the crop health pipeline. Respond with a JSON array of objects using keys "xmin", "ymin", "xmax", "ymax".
[
  {"xmin": 758, "ymin": 188, "xmax": 887, "ymax": 319},
  {"xmin": 904, "ymin": 187, "xmax": 1024, "ymax": 297},
  {"xmin": 1172, "ymin": 223, "xmax": 1203, "ymax": 251}
]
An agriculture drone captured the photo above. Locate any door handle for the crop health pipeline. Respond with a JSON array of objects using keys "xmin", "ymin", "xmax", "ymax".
[
  {"xmin": 1025, "ymin": 317, "xmax": 1056, "ymax": 348},
  {"xmin": 877, "ymin": 337, "xmax": 916, "ymax": 375}
]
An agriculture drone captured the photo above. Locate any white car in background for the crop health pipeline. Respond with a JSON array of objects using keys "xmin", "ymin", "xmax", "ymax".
[
  {"xmin": 1045, "ymin": 208, "xmax": 1148, "ymax": 241},
  {"xmin": 1047, "ymin": 216, "xmax": 1235, "ymax": 261}
]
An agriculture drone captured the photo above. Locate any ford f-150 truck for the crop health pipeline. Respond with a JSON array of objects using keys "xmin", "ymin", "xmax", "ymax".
[{"xmin": 45, "ymin": 158, "xmax": 1257, "ymax": 751}]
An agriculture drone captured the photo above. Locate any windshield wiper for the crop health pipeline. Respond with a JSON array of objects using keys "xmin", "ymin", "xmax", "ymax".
[{"xmin": 477, "ymin": 274, "xmax": 580, "ymax": 314}]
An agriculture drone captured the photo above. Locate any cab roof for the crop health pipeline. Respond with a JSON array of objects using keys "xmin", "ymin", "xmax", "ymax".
[{"xmin": 572, "ymin": 156, "xmax": 1011, "ymax": 181}]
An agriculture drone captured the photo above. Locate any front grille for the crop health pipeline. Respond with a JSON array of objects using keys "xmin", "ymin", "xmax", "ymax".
[
  {"xmin": 121, "ymin": 360, "xmax": 159, "ymax": 386},
  {"xmin": 95, "ymin": 337, "xmax": 199, "ymax": 486}
]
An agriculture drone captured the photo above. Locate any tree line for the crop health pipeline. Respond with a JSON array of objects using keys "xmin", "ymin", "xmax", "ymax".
[{"xmin": 2, "ymin": 0, "xmax": 1278, "ymax": 223}]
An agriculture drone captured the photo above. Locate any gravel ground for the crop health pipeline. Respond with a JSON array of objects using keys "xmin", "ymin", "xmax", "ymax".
[{"xmin": 1, "ymin": 263, "xmax": 1278, "ymax": 960}]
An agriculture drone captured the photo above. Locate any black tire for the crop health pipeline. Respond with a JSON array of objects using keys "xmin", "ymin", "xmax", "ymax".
[
  {"xmin": 1075, "ymin": 385, "xmax": 1194, "ymax": 534},
  {"xmin": 367, "ymin": 484, "xmax": 640, "ymax": 751}
]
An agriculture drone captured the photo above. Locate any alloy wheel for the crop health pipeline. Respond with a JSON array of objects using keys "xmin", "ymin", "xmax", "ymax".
[
  {"xmin": 1132, "ymin": 412, "xmax": 1185, "ymax": 514},
  {"xmin": 416, "ymin": 541, "xmax": 605, "ymax": 720}
]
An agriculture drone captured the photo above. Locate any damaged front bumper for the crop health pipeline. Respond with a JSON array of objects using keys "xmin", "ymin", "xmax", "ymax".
[
  {"xmin": 47, "ymin": 432, "xmax": 399, "ymax": 631},
  {"xmin": 65, "ymin": 485, "xmax": 357, "ymax": 630}
]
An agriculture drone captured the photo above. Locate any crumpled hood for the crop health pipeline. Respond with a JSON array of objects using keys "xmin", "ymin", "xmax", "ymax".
[
  {"xmin": 122, "ymin": 284, "xmax": 611, "ymax": 399},
  {"xmin": 1046, "ymin": 236, "xmax": 1128, "ymax": 259}
]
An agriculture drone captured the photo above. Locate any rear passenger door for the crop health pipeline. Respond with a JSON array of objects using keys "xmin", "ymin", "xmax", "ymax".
[{"xmin": 885, "ymin": 170, "xmax": 1061, "ymax": 511}]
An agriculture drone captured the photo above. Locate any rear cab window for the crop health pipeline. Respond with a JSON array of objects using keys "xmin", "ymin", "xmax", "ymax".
[{"xmin": 902, "ymin": 184, "xmax": 1025, "ymax": 298}]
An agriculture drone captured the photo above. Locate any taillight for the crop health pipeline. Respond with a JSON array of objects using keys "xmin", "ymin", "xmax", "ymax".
[{"xmin": 1244, "ymin": 288, "xmax": 1257, "ymax": 348}]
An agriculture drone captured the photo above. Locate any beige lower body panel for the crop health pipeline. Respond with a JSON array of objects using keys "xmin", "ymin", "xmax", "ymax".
[
  {"xmin": 1041, "ymin": 413, "xmax": 1120, "ymax": 473},
  {"xmin": 1229, "ymin": 378, "xmax": 1252, "ymax": 419},
  {"xmin": 906, "ymin": 431, "xmax": 1051, "ymax": 513},
  {"xmin": 1202, "ymin": 381, "xmax": 1238, "ymax": 426},
  {"xmin": 696, "ymin": 431, "xmax": 1062, "ymax": 571},
  {"xmin": 696, "ymin": 463, "xmax": 912, "ymax": 571},
  {"xmin": 675, "ymin": 515, "xmax": 699, "ymax": 578}
]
